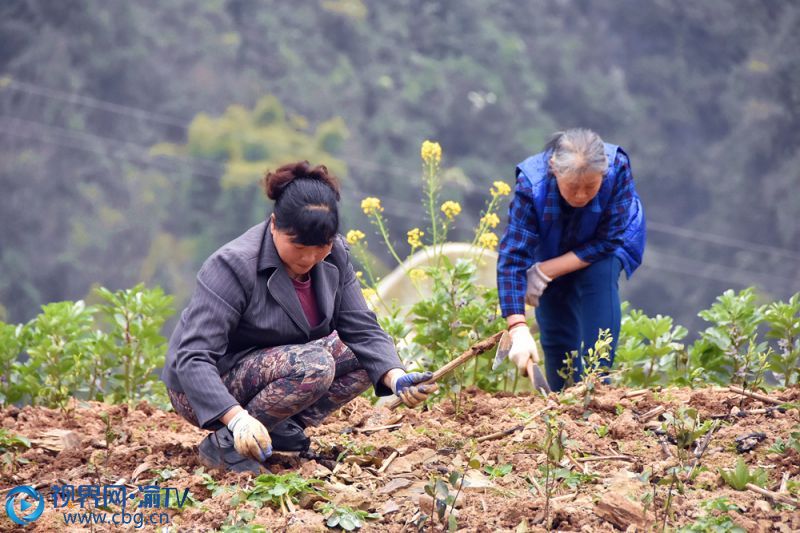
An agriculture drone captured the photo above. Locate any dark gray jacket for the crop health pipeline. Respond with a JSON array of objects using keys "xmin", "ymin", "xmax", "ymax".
[{"xmin": 160, "ymin": 221, "xmax": 403, "ymax": 428}]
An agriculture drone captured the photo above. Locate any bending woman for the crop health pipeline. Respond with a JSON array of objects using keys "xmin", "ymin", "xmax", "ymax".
[
  {"xmin": 497, "ymin": 129, "xmax": 646, "ymax": 391},
  {"xmin": 161, "ymin": 162, "xmax": 433, "ymax": 473}
]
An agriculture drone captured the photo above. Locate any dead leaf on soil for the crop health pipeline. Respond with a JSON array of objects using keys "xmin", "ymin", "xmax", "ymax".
[
  {"xmin": 30, "ymin": 429, "xmax": 82, "ymax": 452},
  {"xmin": 378, "ymin": 477, "xmax": 413, "ymax": 495}
]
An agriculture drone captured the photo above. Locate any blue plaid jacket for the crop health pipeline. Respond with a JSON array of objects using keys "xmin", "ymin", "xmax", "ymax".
[{"xmin": 497, "ymin": 144, "xmax": 646, "ymax": 317}]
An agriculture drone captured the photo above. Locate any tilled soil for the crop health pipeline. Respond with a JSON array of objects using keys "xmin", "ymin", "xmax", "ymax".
[{"xmin": 1, "ymin": 385, "xmax": 799, "ymax": 532}]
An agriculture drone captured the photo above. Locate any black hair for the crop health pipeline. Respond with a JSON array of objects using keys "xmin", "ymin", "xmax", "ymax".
[{"xmin": 262, "ymin": 161, "xmax": 340, "ymax": 246}]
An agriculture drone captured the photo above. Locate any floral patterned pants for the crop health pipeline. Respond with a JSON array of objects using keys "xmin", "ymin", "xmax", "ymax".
[{"xmin": 167, "ymin": 331, "xmax": 372, "ymax": 430}]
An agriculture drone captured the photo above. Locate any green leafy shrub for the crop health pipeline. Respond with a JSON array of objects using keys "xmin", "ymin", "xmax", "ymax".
[
  {"xmin": 763, "ymin": 293, "xmax": 800, "ymax": 386},
  {"xmin": 693, "ymin": 288, "xmax": 764, "ymax": 385},
  {"xmin": 26, "ymin": 300, "xmax": 96, "ymax": 410},
  {"xmin": 94, "ymin": 284, "xmax": 174, "ymax": 404},
  {"xmin": 0, "ymin": 322, "xmax": 30, "ymax": 407},
  {"xmin": 0, "ymin": 283, "xmax": 173, "ymax": 408},
  {"xmin": 616, "ymin": 306, "xmax": 689, "ymax": 387}
]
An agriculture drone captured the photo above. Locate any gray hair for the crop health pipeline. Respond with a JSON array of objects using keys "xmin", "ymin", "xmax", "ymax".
[{"xmin": 546, "ymin": 128, "xmax": 607, "ymax": 180}]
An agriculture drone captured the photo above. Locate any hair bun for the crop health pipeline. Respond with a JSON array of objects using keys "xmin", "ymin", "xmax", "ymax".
[{"xmin": 263, "ymin": 161, "xmax": 341, "ymax": 201}]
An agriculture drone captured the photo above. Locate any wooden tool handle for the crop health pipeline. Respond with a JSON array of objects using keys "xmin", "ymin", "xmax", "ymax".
[{"xmin": 387, "ymin": 330, "xmax": 505, "ymax": 410}]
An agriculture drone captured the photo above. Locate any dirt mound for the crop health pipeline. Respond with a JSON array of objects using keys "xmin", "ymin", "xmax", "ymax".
[{"xmin": 1, "ymin": 386, "xmax": 798, "ymax": 531}]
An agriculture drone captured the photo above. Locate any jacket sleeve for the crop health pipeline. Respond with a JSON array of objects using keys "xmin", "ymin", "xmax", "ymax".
[
  {"xmin": 497, "ymin": 172, "xmax": 540, "ymax": 317},
  {"xmin": 333, "ymin": 237, "xmax": 404, "ymax": 396},
  {"xmin": 572, "ymin": 150, "xmax": 635, "ymax": 263},
  {"xmin": 174, "ymin": 251, "xmax": 249, "ymax": 429}
]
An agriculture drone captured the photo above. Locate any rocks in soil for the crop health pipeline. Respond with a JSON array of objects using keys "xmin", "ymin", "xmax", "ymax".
[
  {"xmin": 30, "ymin": 429, "xmax": 82, "ymax": 452},
  {"xmin": 593, "ymin": 491, "xmax": 648, "ymax": 529},
  {"xmin": 610, "ymin": 410, "xmax": 638, "ymax": 439},
  {"xmin": 735, "ymin": 432, "xmax": 766, "ymax": 453},
  {"xmin": 378, "ymin": 477, "xmax": 413, "ymax": 495}
]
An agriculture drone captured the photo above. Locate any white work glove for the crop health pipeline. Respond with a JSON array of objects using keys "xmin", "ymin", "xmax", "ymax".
[
  {"xmin": 509, "ymin": 325, "xmax": 540, "ymax": 376},
  {"xmin": 525, "ymin": 262, "xmax": 552, "ymax": 307},
  {"xmin": 227, "ymin": 410, "xmax": 272, "ymax": 462}
]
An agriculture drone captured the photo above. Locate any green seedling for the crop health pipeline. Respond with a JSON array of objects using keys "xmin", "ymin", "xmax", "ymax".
[
  {"xmin": 676, "ymin": 498, "xmax": 745, "ymax": 533},
  {"xmin": 662, "ymin": 407, "xmax": 713, "ymax": 452},
  {"xmin": 0, "ymin": 428, "xmax": 30, "ymax": 474},
  {"xmin": 720, "ymin": 457, "xmax": 768, "ymax": 490},
  {"xmin": 534, "ymin": 465, "xmax": 597, "ymax": 490},
  {"xmin": 236, "ymin": 473, "xmax": 324, "ymax": 513},
  {"xmin": 317, "ymin": 502, "xmax": 380, "ymax": 531},
  {"xmin": 194, "ymin": 467, "xmax": 231, "ymax": 498},
  {"xmin": 595, "ymin": 425, "xmax": 609, "ymax": 438},
  {"xmin": 483, "ymin": 463, "xmax": 513, "ymax": 480},
  {"xmin": 219, "ymin": 509, "xmax": 266, "ymax": 533},
  {"xmin": 419, "ymin": 470, "xmax": 467, "ymax": 532}
]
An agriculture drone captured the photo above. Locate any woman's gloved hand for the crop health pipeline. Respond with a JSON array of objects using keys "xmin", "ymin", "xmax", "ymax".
[
  {"xmin": 509, "ymin": 325, "xmax": 540, "ymax": 376},
  {"xmin": 525, "ymin": 262, "xmax": 552, "ymax": 307},
  {"xmin": 227, "ymin": 410, "xmax": 272, "ymax": 462},
  {"xmin": 391, "ymin": 371, "xmax": 437, "ymax": 408}
]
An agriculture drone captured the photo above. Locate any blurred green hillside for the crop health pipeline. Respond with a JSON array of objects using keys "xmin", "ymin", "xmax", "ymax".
[{"xmin": 1, "ymin": 0, "xmax": 798, "ymax": 331}]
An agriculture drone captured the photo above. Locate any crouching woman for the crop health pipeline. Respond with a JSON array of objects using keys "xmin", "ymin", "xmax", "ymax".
[{"xmin": 160, "ymin": 161, "xmax": 433, "ymax": 473}]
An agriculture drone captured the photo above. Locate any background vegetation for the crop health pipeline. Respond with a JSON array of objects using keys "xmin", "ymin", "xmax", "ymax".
[{"xmin": 1, "ymin": 0, "xmax": 798, "ymax": 338}]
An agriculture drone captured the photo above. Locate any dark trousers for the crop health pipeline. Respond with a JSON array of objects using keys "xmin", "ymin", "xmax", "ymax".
[{"xmin": 535, "ymin": 256, "xmax": 623, "ymax": 391}]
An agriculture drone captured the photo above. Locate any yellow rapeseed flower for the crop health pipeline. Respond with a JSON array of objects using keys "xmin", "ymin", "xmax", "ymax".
[
  {"xmin": 356, "ymin": 271, "xmax": 363, "ymax": 279},
  {"xmin": 491, "ymin": 181, "xmax": 511, "ymax": 197},
  {"xmin": 440, "ymin": 200, "xmax": 462, "ymax": 220},
  {"xmin": 409, "ymin": 268, "xmax": 427, "ymax": 282},
  {"xmin": 361, "ymin": 197, "xmax": 383, "ymax": 216},
  {"xmin": 478, "ymin": 231, "xmax": 499, "ymax": 251},
  {"xmin": 481, "ymin": 213, "xmax": 500, "ymax": 229},
  {"xmin": 407, "ymin": 227, "xmax": 424, "ymax": 248},
  {"xmin": 362, "ymin": 288, "xmax": 377, "ymax": 301},
  {"xmin": 420, "ymin": 140, "xmax": 442, "ymax": 165},
  {"xmin": 346, "ymin": 229, "xmax": 365, "ymax": 245}
]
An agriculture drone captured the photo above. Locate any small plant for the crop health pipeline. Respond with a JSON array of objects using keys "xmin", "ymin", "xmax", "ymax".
[
  {"xmin": 195, "ymin": 467, "xmax": 231, "ymax": 497},
  {"xmin": 595, "ymin": 425, "xmax": 609, "ymax": 438},
  {"xmin": 535, "ymin": 465, "xmax": 597, "ymax": 490},
  {"xmin": 483, "ymin": 463, "xmax": 513, "ymax": 480},
  {"xmin": 661, "ymin": 407, "xmax": 713, "ymax": 454},
  {"xmin": 540, "ymin": 413, "xmax": 565, "ymax": 529},
  {"xmin": 616, "ymin": 306, "xmax": 689, "ymax": 387},
  {"xmin": 560, "ymin": 329, "xmax": 613, "ymax": 407},
  {"xmin": 218, "ymin": 509, "xmax": 267, "ymax": 533},
  {"xmin": 420, "ymin": 470, "xmax": 467, "ymax": 532},
  {"xmin": 676, "ymin": 497, "xmax": 745, "ymax": 533},
  {"xmin": 25, "ymin": 300, "xmax": 96, "ymax": 411},
  {"xmin": 0, "ymin": 322, "xmax": 29, "ymax": 408},
  {"xmin": 768, "ymin": 429, "xmax": 800, "ymax": 455},
  {"xmin": 763, "ymin": 293, "xmax": 800, "ymax": 387},
  {"xmin": 98, "ymin": 411, "xmax": 120, "ymax": 456},
  {"xmin": 317, "ymin": 502, "xmax": 380, "ymax": 531},
  {"xmin": 95, "ymin": 284, "xmax": 174, "ymax": 404},
  {"xmin": 237, "ymin": 472, "xmax": 324, "ymax": 514},
  {"xmin": 693, "ymin": 288, "xmax": 764, "ymax": 385},
  {"xmin": 720, "ymin": 457, "xmax": 768, "ymax": 490},
  {"xmin": 0, "ymin": 428, "xmax": 30, "ymax": 474}
]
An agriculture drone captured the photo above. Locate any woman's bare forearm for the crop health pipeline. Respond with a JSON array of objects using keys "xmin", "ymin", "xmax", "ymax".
[{"xmin": 538, "ymin": 252, "xmax": 590, "ymax": 280}]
